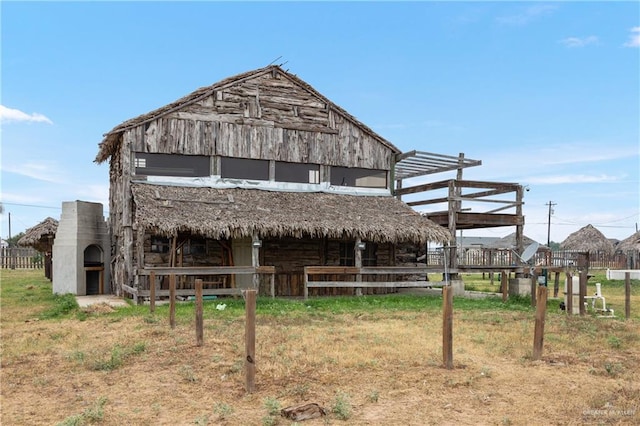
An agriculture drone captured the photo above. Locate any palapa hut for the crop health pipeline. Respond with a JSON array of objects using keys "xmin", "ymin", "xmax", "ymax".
[
  {"xmin": 18, "ymin": 217, "xmax": 58, "ymax": 280},
  {"xmin": 95, "ymin": 65, "xmax": 451, "ymax": 300},
  {"xmin": 616, "ymin": 231, "xmax": 640, "ymax": 252},
  {"xmin": 560, "ymin": 224, "xmax": 614, "ymax": 255}
]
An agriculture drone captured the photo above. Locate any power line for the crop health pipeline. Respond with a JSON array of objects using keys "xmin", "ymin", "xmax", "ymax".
[{"xmin": 1, "ymin": 202, "xmax": 61, "ymax": 210}]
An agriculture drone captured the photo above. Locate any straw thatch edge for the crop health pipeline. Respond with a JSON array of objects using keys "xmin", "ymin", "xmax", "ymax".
[
  {"xmin": 560, "ymin": 224, "xmax": 615, "ymax": 254},
  {"xmin": 17, "ymin": 217, "xmax": 58, "ymax": 252},
  {"xmin": 132, "ymin": 184, "xmax": 451, "ymax": 245}
]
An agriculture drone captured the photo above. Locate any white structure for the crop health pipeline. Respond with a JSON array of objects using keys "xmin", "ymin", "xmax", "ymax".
[
  {"xmin": 52, "ymin": 201, "xmax": 110, "ymax": 295},
  {"xmin": 606, "ymin": 269, "xmax": 640, "ymax": 280}
]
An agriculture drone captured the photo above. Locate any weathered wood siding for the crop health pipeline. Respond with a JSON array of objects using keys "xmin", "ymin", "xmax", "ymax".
[
  {"xmin": 127, "ymin": 72, "xmax": 393, "ymax": 170},
  {"xmin": 108, "ymin": 68, "xmax": 399, "ymax": 296},
  {"xmin": 108, "ymin": 139, "xmax": 126, "ymax": 296},
  {"xmin": 261, "ymin": 237, "xmax": 396, "ymax": 297}
]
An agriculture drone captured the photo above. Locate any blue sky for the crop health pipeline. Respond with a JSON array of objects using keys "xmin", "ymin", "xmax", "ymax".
[{"xmin": 1, "ymin": 1, "xmax": 639, "ymax": 245}]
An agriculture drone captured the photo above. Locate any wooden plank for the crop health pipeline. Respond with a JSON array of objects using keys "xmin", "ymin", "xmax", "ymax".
[
  {"xmin": 195, "ymin": 279, "xmax": 203, "ymax": 346},
  {"xmin": 169, "ymin": 274, "xmax": 176, "ymax": 329},
  {"xmin": 442, "ymin": 286, "xmax": 453, "ymax": 369},
  {"xmin": 137, "ymin": 288, "xmax": 243, "ymax": 297},
  {"xmin": 501, "ymin": 270, "xmax": 508, "ymax": 302},
  {"xmin": 532, "ymin": 285, "xmax": 548, "ymax": 360},
  {"xmin": 306, "ymin": 281, "xmax": 443, "ymax": 288},
  {"xmin": 244, "ymin": 289, "xmax": 257, "ymax": 393},
  {"xmin": 625, "ymin": 272, "xmax": 631, "ymax": 320},
  {"xmin": 139, "ymin": 266, "xmax": 261, "ymax": 276},
  {"xmin": 149, "ymin": 271, "xmax": 156, "ymax": 313},
  {"xmin": 305, "ymin": 266, "xmax": 360, "ymax": 275}
]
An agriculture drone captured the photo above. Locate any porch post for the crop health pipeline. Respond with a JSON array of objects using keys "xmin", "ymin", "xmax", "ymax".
[
  {"xmin": 354, "ymin": 237, "xmax": 363, "ymax": 296},
  {"xmin": 252, "ymin": 233, "xmax": 260, "ymax": 291}
]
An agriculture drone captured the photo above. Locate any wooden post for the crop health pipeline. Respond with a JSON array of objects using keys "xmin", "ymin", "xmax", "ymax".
[
  {"xmin": 531, "ymin": 272, "xmax": 537, "ymax": 307},
  {"xmin": 553, "ymin": 272, "xmax": 560, "ymax": 298},
  {"xmin": 251, "ymin": 234, "xmax": 260, "ymax": 292},
  {"xmin": 169, "ymin": 274, "xmax": 176, "ymax": 329},
  {"xmin": 532, "ymin": 285, "xmax": 548, "ymax": 360},
  {"xmin": 149, "ymin": 271, "xmax": 156, "ymax": 313},
  {"xmin": 579, "ymin": 271, "xmax": 587, "ymax": 316},
  {"xmin": 354, "ymin": 238, "xmax": 363, "ymax": 296},
  {"xmin": 244, "ymin": 289, "xmax": 257, "ymax": 393},
  {"xmin": 442, "ymin": 285, "xmax": 453, "ymax": 370},
  {"xmin": 303, "ymin": 267, "xmax": 309, "ymax": 300},
  {"xmin": 501, "ymin": 270, "xmax": 508, "ymax": 302},
  {"xmin": 195, "ymin": 279, "xmax": 203, "ymax": 346},
  {"xmin": 625, "ymin": 272, "xmax": 631, "ymax": 320},
  {"xmin": 269, "ymin": 273, "xmax": 275, "ymax": 298},
  {"xmin": 566, "ymin": 273, "xmax": 573, "ymax": 315}
]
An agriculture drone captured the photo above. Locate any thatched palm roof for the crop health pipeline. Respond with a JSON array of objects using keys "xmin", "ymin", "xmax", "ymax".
[
  {"xmin": 132, "ymin": 184, "xmax": 451, "ymax": 244},
  {"xmin": 95, "ymin": 65, "xmax": 399, "ymax": 163},
  {"xmin": 17, "ymin": 217, "xmax": 58, "ymax": 252},
  {"xmin": 617, "ymin": 231, "xmax": 640, "ymax": 251},
  {"xmin": 560, "ymin": 224, "xmax": 614, "ymax": 254}
]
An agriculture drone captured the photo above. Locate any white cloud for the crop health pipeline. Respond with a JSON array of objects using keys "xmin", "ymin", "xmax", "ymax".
[
  {"xmin": 1, "ymin": 161, "xmax": 68, "ymax": 184},
  {"xmin": 527, "ymin": 174, "xmax": 621, "ymax": 185},
  {"xmin": 559, "ymin": 36, "xmax": 599, "ymax": 48},
  {"xmin": 0, "ymin": 191, "xmax": 49, "ymax": 205},
  {"xmin": 496, "ymin": 4, "xmax": 558, "ymax": 26},
  {"xmin": 0, "ymin": 105, "xmax": 53, "ymax": 124},
  {"xmin": 623, "ymin": 26, "xmax": 640, "ymax": 48}
]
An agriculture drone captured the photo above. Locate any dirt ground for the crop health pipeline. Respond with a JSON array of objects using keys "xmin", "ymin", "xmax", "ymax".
[{"xmin": 2, "ymin": 291, "xmax": 639, "ymax": 425}]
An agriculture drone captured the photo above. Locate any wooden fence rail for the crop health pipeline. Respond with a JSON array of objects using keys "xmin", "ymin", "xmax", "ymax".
[
  {"xmin": 303, "ymin": 265, "xmax": 452, "ymax": 299},
  {"xmin": 426, "ymin": 249, "xmax": 639, "ymax": 270},
  {"xmin": 0, "ymin": 248, "xmax": 44, "ymax": 269},
  {"xmin": 129, "ymin": 266, "xmax": 276, "ymax": 304}
]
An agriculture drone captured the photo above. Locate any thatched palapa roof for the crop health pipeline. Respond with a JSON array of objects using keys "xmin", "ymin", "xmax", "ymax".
[
  {"xmin": 17, "ymin": 217, "xmax": 58, "ymax": 252},
  {"xmin": 132, "ymin": 184, "xmax": 451, "ymax": 244},
  {"xmin": 560, "ymin": 224, "xmax": 614, "ymax": 254},
  {"xmin": 95, "ymin": 65, "xmax": 399, "ymax": 163},
  {"xmin": 617, "ymin": 231, "xmax": 640, "ymax": 251}
]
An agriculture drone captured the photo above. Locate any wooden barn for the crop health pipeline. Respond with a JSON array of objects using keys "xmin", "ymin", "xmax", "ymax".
[{"xmin": 95, "ymin": 65, "xmax": 455, "ymax": 301}]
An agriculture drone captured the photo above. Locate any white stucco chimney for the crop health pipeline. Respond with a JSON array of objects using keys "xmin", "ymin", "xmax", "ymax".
[{"xmin": 52, "ymin": 201, "xmax": 110, "ymax": 295}]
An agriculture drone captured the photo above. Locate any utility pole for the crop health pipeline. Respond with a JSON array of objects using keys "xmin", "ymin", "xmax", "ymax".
[{"xmin": 546, "ymin": 201, "xmax": 556, "ymax": 247}]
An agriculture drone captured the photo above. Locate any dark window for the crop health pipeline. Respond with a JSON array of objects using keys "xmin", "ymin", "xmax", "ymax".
[
  {"xmin": 220, "ymin": 157, "xmax": 269, "ymax": 180},
  {"xmin": 339, "ymin": 241, "xmax": 377, "ymax": 266},
  {"xmin": 330, "ymin": 167, "xmax": 387, "ymax": 188},
  {"xmin": 151, "ymin": 236, "xmax": 170, "ymax": 253},
  {"xmin": 183, "ymin": 238, "xmax": 206, "ymax": 255},
  {"xmin": 134, "ymin": 153, "xmax": 210, "ymax": 177},
  {"xmin": 362, "ymin": 243, "xmax": 377, "ymax": 267},
  {"xmin": 339, "ymin": 242, "xmax": 355, "ymax": 266},
  {"xmin": 275, "ymin": 161, "xmax": 320, "ymax": 184}
]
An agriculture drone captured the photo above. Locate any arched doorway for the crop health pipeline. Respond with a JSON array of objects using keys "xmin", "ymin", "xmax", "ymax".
[{"xmin": 84, "ymin": 245, "xmax": 104, "ymax": 295}]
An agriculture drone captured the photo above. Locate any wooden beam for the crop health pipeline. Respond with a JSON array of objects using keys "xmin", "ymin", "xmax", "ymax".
[
  {"xmin": 532, "ymin": 285, "xmax": 548, "ymax": 360},
  {"xmin": 442, "ymin": 285, "xmax": 453, "ymax": 369},
  {"xmin": 195, "ymin": 279, "xmax": 203, "ymax": 346},
  {"xmin": 244, "ymin": 289, "xmax": 257, "ymax": 393}
]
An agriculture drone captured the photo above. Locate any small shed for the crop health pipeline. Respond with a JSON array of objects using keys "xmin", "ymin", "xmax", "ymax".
[
  {"xmin": 18, "ymin": 217, "xmax": 58, "ymax": 280},
  {"xmin": 560, "ymin": 224, "xmax": 614, "ymax": 255}
]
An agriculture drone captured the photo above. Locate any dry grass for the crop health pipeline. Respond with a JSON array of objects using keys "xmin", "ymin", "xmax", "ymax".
[{"xmin": 1, "ymin": 269, "xmax": 639, "ymax": 425}]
